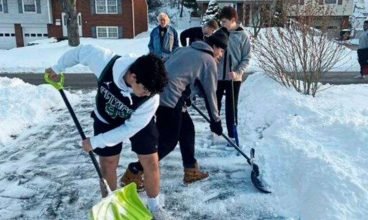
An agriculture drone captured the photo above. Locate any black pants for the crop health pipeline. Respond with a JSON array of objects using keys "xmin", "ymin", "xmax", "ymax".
[
  {"xmin": 216, "ymin": 80, "xmax": 241, "ymax": 138},
  {"xmin": 130, "ymin": 104, "xmax": 197, "ymax": 171},
  {"xmin": 156, "ymin": 106, "xmax": 196, "ymax": 168}
]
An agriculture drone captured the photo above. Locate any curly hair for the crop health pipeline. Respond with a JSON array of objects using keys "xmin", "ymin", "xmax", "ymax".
[{"xmin": 129, "ymin": 54, "xmax": 168, "ymax": 94}]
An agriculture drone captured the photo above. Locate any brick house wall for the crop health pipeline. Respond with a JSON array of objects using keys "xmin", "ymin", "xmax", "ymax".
[
  {"xmin": 133, "ymin": 0, "xmax": 148, "ymax": 35},
  {"xmin": 14, "ymin": 24, "xmax": 24, "ymax": 47},
  {"xmin": 48, "ymin": 0, "xmax": 147, "ymax": 39}
]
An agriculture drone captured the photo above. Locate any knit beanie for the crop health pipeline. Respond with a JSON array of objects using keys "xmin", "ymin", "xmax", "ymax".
[{"xmin": 206, "ymin": 29, "xmax": 228, "ymax": 50}]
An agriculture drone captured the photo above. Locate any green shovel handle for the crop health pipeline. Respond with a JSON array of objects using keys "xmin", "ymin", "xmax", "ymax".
[{"xmin": 44, "ymin": 72, "xmax": 65, "ymax": 90}]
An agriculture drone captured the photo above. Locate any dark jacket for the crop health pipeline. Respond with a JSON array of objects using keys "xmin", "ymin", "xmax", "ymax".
[
  {"xmin": 180, "ymin": 27, "xmax": 203, "ymax": 47},
  {"xmin": 148, "ymin": 25, "xmax": 179, "ymax": 61}
]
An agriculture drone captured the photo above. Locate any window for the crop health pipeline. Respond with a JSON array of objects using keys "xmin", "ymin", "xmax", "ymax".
[
  {"xmin": 325, "ymin": 0, "xmax": 337, "ymax": 4},
  {"xmin": 290, "ymin": 0, "xmax": 304, "ymax": 5},
  {"xmin": 23, "ymin": 0, "xmax": 36, "ymax": 13},
  {"xmin": 0, "ymin": 0, "xmax": 3, "ymax": 12},
  {"xmin": 96, "ymin": 0, "xmax": 118, "ymax": 14},
  {"xmin": 96, "ymin": 26, "xmax": 118, "ymax": 38}
]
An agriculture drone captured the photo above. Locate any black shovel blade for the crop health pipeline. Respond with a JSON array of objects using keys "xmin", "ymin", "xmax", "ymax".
[{"xmin": 251, "ymin": 164, "xmax": 272, "ymax": 194}]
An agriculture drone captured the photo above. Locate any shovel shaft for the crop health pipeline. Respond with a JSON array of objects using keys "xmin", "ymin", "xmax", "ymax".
[
  {"xmin": 191, "ymin": 103, "xmax": 251, "ymax": 165},
  {"xmin": 59, "ymin": 90, "xmax": 104, "ymax": 180}
]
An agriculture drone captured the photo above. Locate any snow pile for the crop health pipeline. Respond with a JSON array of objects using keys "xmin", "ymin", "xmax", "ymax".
[
  {"xmin": 239, "ymin": 73, "xmax": 368, "ymax": 219},
  {"xmin": 0, "ymin": 77, "xmax": 79, "ymax": 145}
]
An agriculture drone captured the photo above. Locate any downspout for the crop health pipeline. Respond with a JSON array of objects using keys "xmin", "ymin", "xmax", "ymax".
[
  {"xmin": 47, "ymin": 0, "xmax": 52, "ymax": 24},
  {"xmin": 131, "ymin": 0, "xmax": 136, "ymax": 37}
]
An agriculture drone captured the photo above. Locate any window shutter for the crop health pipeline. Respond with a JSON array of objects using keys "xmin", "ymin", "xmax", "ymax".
[
  {"xmin": 117, "ymin": 0, "xmax": 122, "ymax": 14},
  {"xmin": 118, "ymin": 26, "xmax": 123, "ymax": 38},
  {"xmin": 91, "ymin": 0, "xmax": 95, "ymax": 15},
  {"xmin": 18, "ymin": 0, "xmax": 23, "ymax": 13},
  {"xmin": 4, "ymin": 0, "xmax": 8, "ymax": 13},
  {"xmin": 36, "ymin": 0, "xmax": 41, "ymax": 13},
  {"xmin": 338, "ymin": 0, "xmax": 342, "ymax": 5},
  {"xmin": 91, "ymin": 27, "xmax": 97, "ymax": 38}
]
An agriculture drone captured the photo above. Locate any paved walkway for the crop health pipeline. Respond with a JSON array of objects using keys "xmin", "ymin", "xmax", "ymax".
[{"xmin": 0, "ymin": 71, "xmax": 367, "ymax": 89}]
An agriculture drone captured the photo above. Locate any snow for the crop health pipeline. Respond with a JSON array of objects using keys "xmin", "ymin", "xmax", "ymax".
[
  {"xmin": 0, "ymin": 28, "xmax": 360, "ymax": 74},
  {"xmin": 0, "ymin": 3, "xmax": 366, "ymax": 218},
  {"xmin": 0, "ymin": 72, "xmax": 367, "ymax": 219},
  {"xmin": 239, "ymin": 73, "xmax": 368, "ymax": 219}
]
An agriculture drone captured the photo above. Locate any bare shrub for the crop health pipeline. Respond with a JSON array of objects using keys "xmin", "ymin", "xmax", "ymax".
[{"xmin": 253, "ymin": 0, "xmax": 346, "ymax": 96}]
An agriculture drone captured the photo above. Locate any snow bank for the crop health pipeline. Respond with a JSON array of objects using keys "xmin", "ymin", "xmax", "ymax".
[
  {"xmin": 238, "ymin": 73, "xmax": 368, "ymax": 219},
  {"xmin": 0, "ymin": 77, "xmax": 79, "ymax": 145}
]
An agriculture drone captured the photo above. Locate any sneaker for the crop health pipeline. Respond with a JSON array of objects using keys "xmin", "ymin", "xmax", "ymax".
[
  {"xmin": 151, "ymin": 207, "xmax": 172, "ymax": 220},
  {"xmin": 119, "ymin": 168, "xmax": 144, "ymax": 191},
  {"xmin": 183, "ymin": 162, "xmax": 209, "ymax": 184}
]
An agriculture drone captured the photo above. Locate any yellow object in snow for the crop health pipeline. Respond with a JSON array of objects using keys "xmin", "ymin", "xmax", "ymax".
[{"xmin": 89, "ymin": 183, "xmax": 152, "ymax": 220}]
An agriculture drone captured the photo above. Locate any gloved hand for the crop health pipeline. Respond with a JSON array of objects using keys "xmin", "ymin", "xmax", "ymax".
[
  {"xmin": 210, "ymin": 120, "xmax": 223, "ymax": 136},
  {"xmin": 185, "ymin": 98, "xmax": 192, "ymax": 107}
]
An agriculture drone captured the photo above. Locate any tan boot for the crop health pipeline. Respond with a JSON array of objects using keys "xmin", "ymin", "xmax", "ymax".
[
  {"xmin": 119, "ymin": 168, "xmax": 144, "ymax": 191},
  {"xmin": 183, "ymin": 162, "xmax": 209, "ymax": 184}
]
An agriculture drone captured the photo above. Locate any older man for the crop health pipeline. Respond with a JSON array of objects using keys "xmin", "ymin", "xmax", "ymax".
[{"xmin": 148, "ymin": 12, "xmax": 179, "ymax": 61}]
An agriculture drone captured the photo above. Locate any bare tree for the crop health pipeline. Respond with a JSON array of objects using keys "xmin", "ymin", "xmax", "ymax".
[
  {"xmin": 61, "ymin": 0, "xmax": 80, "ymax": 47},
  {"xmin": 253, "ymin": 0, "xmax": 345, "ymax": 97},
  {"xmin": 249, "ymin": 2, "xmax": 273, "ymax": 38}
]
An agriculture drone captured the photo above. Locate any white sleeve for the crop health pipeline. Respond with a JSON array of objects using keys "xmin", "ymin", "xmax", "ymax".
[
  {"xmin": 89, "ymin": 94, "xmax": 160, "ymax": 149},
  {"xmin": 51, "ymin": 44, "xmax": 115, "ymax": 78}
]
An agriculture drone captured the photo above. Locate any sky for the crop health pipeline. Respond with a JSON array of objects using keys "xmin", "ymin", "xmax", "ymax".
[{"xmin": 0, "ymin": 3, "xmax": 367, "ymax": 219}]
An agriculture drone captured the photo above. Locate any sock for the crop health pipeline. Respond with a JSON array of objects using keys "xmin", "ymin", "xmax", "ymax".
[
  {"xmin": 147, "ymin": 195, "xmax": 160, "ymax": 212},
  {"xmin": 128, "ymin": 162, "xmax": 143, "ymax": 174}
]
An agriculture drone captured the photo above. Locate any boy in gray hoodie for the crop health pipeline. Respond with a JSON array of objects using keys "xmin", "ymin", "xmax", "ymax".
[
  {"xmin": 121, "ymin": 30, "xmax": 228, "ymax": 186},
  {"xmin": 217, "ymin": 6, "xmax": 251, "ymax": 143}
]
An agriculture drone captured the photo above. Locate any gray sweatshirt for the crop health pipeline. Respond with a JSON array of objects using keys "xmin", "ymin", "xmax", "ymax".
[
  {"xmin": 217, "ymin": 26, "xmax": 251, "ymax": 81},
  {"xmin": 160, "ymin": 41, "xmax": 220, "ymax": 122}
]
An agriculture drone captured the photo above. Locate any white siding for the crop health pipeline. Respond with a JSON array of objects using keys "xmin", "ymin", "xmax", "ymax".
[
  {"xmin": 0, "ymin": 0, "xmax": 52, "ymax": 25},
  {"xmin": 0, "ymin": 25, "xmax": 16, "ymax": 49}
]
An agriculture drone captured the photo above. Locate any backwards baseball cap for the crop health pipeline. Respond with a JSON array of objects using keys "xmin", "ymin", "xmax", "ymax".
[{"xmin": 206, "ymin": 29, "xmax": 228, "ymax": 50}]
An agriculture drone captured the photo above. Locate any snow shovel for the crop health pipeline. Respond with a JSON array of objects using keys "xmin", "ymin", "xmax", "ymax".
[
  {"xmin": 229, "ymin": 57, "xmax": 240, "ymax": 148},
  {"xmin": 44, "ymin": 73, "xmax": 153, "ymax": 220},
  {"xmin": 191, "ymin": 103, "xmax": 271, "ymax": 194}
]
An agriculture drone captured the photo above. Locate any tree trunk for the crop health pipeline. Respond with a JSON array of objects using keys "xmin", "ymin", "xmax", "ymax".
[
  {"xmin": 62, "ymin": 0, "xmax": 80, "ymax": 47},
  {"xmin": 180, "ymin": 0, "xmax": 184, "ymax": 17}
]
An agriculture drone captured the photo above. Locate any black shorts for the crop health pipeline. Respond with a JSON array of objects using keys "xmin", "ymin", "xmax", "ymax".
[{"xmin": 92, "ymin": 114, "xmax": 158, "ymax": 157}]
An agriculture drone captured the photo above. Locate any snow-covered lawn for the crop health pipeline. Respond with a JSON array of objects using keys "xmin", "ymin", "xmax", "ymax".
[{"xmin": 0, "ymin": 73, "xmax": 367, "ymax": 219}]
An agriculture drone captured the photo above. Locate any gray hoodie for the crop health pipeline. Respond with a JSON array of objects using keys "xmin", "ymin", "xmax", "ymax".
[
  {"xmin": 217, "ymin": 26, "xmax": 251, "ymax": 81},
  {"xmin": 160, "ymin": 41, "xmax": 220, "ymax": 122}
]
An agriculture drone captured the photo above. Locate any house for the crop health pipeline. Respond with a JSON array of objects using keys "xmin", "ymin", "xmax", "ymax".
[
  {"xmin": 0, "ymin": 0, "xmax": 148, "ymax": 50},
  {"xmin": 197, "ymin": 0, "xmax": 353, "ymax": 37},
  {"xmin": 286, "ymin": 0, "xmax": 353, "ymax": 35},
  {"xmin": 197, "ymin": 0, "xmax": 274, "ymax": 27}
]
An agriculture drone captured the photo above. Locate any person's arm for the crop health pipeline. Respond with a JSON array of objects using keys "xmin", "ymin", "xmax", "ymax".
[
  {"xmin": 148, "ymin": 29, "xmax": 155, "ymax": 53},
  {"xmin": 180, "ymin": 29, "xmax": 188, "ymax": 47},
  {"xmin": 234, "ymin": 33, "xmax": 251, "ymax": 77},
  {"xmin": 89, "ymin": 95, "xmax": 159, "ymax": 149},
  {"xmin": 173, "ymin": 28, "xmax": 179, "ymax": 50},
  {"xmin": 51, "ymin": 44, "xmax": 115, "ymax": 78},
  {"xmin": 199, "ymin": 60, "xmax": 220, "ymax": 122}
]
